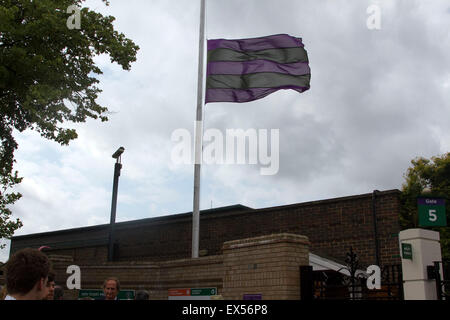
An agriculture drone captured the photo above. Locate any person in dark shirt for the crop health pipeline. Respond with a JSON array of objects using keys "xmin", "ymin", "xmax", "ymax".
[
  {"xmin": 53, "ymin": 285, "xmax": 64, "ymax": 300},
  {"xmin": 135, "ymin": 290, "xmax": 149, "ymax": 300}
]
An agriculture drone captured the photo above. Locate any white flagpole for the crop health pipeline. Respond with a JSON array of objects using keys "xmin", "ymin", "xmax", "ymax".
[{"xmin": 192, "ymin": 0, "xmax": 206, "ymax": 258}]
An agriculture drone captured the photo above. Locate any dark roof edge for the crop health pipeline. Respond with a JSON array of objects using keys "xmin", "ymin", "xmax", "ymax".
[
  {"xmin": 252, "ymin": 189, "xmax": 401, "ymax": 213},
  {"xmin": 10, "ymin": 204, "xmax": 252, "ymax": 240}
]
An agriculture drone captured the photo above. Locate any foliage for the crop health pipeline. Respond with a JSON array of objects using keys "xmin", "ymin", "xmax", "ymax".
[
  {"xmin": 400, "ymin": 153, "xmax": 450, "ymax": 260},
  {"xmin": 0, "ymin": 0, "xmax": 139, "ymax": 245}
]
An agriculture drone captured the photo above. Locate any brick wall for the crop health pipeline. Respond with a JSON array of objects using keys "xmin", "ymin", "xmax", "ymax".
[
  {"xmin": 10, "ymin": 190, "xmax": 402, "ymax": 268},
  {"xmin": 222, "ymin": 233, "xmax": 310, "ymax": 300},
  {"xmin": 198, "ymin": 190, "xmax": 401, "ymax": 267},
  {"xmin": 50, "ymin": 254, "xmax": 224, "ymax": 300},
  {"xmin": 48, "ymin": 233, "xmax": 309, "ymax": 300}
]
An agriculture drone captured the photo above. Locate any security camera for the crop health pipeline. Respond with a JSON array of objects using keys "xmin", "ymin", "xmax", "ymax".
[{"xmin": 112, "ymin": 147, "xmax": 125, "ymax": 159}]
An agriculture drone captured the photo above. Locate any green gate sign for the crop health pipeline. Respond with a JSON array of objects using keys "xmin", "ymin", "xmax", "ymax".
[
  {"xmin": 401, "ymin": 243, "xmax": 413, "ymax": 260},
  {"xmin": 418, "ymin": 198, "xmax": 447, "ymax": 227}
]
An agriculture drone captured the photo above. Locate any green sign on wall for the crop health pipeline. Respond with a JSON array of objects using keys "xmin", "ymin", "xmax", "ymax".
[
  {"xmin": 190, "ymin": 288, "xmax": 216, "ymax": 296},
  {"xmin": 78, "ymin": 289, "xmax": 135, "ymax": 300},
  {"xmin": 418, "ymin": 198, "xmax": 447, "ymax": 227},
  {"xmin": 401, "ymin": 243, "xmax": 413, "ymax": 260}
]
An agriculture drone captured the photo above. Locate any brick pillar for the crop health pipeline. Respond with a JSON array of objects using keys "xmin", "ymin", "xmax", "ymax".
[{"xmin": 222, "ymin": 233, "xmax": 310, "ymax": 300}]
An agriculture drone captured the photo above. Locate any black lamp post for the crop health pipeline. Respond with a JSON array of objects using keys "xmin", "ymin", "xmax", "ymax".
[{"xmin": 108, "ymin": 147, "xmax": 124, "ymax": 262}]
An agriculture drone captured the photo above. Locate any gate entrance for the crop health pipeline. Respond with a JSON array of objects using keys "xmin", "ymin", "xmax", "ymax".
[
  {"xmin": 430, "ymin": 260, "xmax": 450, "ymax": 300},
  {"xmin": 300, "ymin": 248, "xmax": 404, "ymax": 300}
]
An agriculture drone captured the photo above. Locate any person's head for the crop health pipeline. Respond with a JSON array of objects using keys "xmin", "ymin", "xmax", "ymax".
[
  {"xmin": 135, "ymin": 290, "xmax": 149, "ymax": 300},
  {"xmin": 53, "ymin": 285, "xmax": 64, "ymax": 300},
  {"xmin": 102, "ymin": 277, "xmax": 120, "ymax": 300},
  {"xmin": 43, "ymin": 271, "xmax": 56, "ymax": 300},
  {"xmin": 0, "ymin": 285, "xmax": 7, "ymax": 300},
  {"xmin": 5, "ymin": 248, "xmax": 50, "ymax": 300}
]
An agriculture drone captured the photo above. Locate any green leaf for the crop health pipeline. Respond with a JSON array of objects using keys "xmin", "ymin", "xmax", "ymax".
[
  {"xmin": 400, "ymin": 153, "xmax": 450, "ymax": 260},
  {"xmin": 0, "ymin": 0, "xmax": 139, "ymax": 241}
]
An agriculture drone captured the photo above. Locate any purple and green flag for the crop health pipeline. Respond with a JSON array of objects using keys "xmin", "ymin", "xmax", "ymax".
[{"xmin": 206, "ymin": 34, "xmax": 311, "ymax": 103}]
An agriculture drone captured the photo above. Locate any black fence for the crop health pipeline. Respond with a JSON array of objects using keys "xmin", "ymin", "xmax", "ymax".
[
  {"xmin": 300, "ymin": 248, "xmax": 403, "ymax": 300},
  {"xmin": 431, "ymin": 260, "xmax": 450, "ymax": 301},
  {"xmin": 300, "ymin": 266, "xmax": 403, "ymax": 300}
]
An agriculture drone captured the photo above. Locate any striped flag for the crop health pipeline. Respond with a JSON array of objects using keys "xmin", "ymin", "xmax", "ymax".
[{"xmin": 206, "ymin": 34, "xmax": 311, "ymax": 103}]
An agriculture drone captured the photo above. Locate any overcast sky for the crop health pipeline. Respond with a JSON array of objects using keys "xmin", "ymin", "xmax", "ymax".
[{"xmin": 1, "ymin": 0, "xmax": 449, "ymax": 262}]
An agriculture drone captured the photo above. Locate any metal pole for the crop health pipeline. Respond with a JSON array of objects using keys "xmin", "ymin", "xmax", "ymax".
[
  {"xmin": 372, "ymin": 190, "xmax": 380, "ymax": 266},
  {"xmin": 192, "ymin": 0, "xmax": 206, "ymax": 259},
  {"xmin": 108, "ymin": 161, "xmax": 122, "ymax": 261},
  {"xmin": 434, "ymin": 261, "xmax": 442, "ymax": 300}
]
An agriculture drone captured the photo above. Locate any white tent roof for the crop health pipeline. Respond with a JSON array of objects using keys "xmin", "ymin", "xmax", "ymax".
[{"xmin": 309, "ymin": 253, "xmax": 368, "ymax": 278}]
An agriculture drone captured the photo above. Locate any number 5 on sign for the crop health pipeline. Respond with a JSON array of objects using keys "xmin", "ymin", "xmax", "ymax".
[{"xmin": 428, "ymin": 209, "xmax": 437, "ymax": 222}]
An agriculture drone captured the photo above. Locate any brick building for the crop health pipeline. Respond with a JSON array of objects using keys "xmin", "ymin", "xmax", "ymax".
[{"xmin": 5, "ymin": 189, "xmax": 402, "ymax": 299}]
